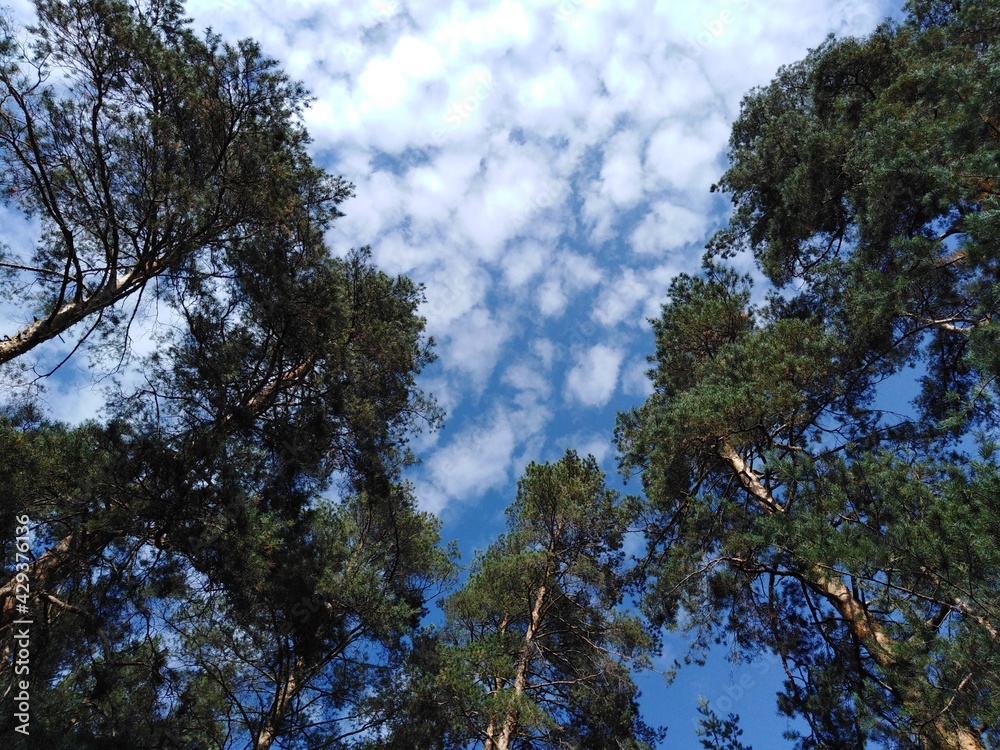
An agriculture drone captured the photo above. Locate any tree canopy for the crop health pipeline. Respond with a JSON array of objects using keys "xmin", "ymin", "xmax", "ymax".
[
  {"xmin": 0, "ymin": 0, "xmax": 352, "ymax": 369},
  {"xmin": 371, "ymin": 452, "xmax": 662, "ymax": 750},
  {"xmin": 3, "ymin": 0, "xmax": 1000, "ymax": 748},
  {"xmin": 0, "ymin": 2, "xmax": 449, "ymax": 748},
  {"xmin": 618, "ymin": 1, "xmax": 1000, "ymax": 748}
]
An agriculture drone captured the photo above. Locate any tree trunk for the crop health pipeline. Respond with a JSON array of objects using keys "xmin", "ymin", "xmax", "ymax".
[
  {"xmin": 255, "ymin": 654, "xmax": 306, "ymax": 750},
  {"xmin": 0, "ymin": 255, "xmax": 173, "ymax": 365},
  {"xmin": 491, "ymin": 574, "xmax": 549, "ymax": 750},
  {"xmin": 718, "ymin": 441, "xmax": 986, "ymax": 750}
]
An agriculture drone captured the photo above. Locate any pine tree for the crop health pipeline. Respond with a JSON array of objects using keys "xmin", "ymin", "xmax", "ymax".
[
  {"xmin": 0, "ymin": 0, "xmax": 351, "ymax": 367},
  {"xmin": 0, "ymin": 2, "xmax": 451, "ymax": 747},
  {"xmin": 376, "ymin": 452, "xmax": 663, "ymax": 750},
  {"xmin": 618, "ymin": 2, "xmax": 1000, "ymax": 748}
]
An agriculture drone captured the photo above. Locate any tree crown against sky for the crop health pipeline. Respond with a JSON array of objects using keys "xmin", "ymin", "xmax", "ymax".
[
  {"xmin": 371, "ymin": 452, "xmax": 663, "ymax": 750},
  {"xmin": 0, "ymin": 0, "xmax": 353, "ymax": 373},
  {"xmin": 618, "ymin": 1, "xmax": 1000, "ymax": 748},
  {"xmin": 0, "ymin": 2, "xmax": 449, "ymax": 748}
]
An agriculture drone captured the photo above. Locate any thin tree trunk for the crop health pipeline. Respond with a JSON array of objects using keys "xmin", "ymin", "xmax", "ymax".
[
  {"xmin": 255, "ymin": 654, "xmax": 307, "ymax": 750},
  {"xmin": 494, "ymin": 572, "xmax": 549, "ymax": 750},
  {"xmin": 0, "ymin": 257, "xmax": 167, "ymax": 365}
]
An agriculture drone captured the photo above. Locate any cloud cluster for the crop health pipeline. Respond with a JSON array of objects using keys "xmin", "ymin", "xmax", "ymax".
[{"xmin": 8, "ymin": 0, "xmax": 895, "ymax": 515}]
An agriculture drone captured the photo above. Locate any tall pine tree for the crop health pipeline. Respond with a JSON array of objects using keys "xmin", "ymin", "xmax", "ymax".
[
  {"xmin": 618, "ymin": 2, "xmax": 1000, "ymax": 748},
  {"xmin": 0, "ymin": 2, "xmax": 452, "ymax": 747},
  {"xmin": 374, "ymin": 452, "xmax": 662, "ymax": 750}
]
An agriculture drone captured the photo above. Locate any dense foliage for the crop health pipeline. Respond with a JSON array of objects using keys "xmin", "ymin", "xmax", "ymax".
[
  {"xmin": 0, "ymin": 1, "xmax": 450, "ymax": 748},
  {"xmin": 618, "ymin": 1, "xmax": 1000, "ymax": 748},
  {"xmin": 371, "ymin": 453, "xmax": 662, "ymax": 750},
  {"xmin": 2, "ymin": 0, "xmax": 1000, "ymax": 748}
]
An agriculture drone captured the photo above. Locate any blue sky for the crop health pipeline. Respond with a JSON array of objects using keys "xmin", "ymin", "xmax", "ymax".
[{"xmin": 1, "ymin": 0, "xmax": 904, "ymax": 745}]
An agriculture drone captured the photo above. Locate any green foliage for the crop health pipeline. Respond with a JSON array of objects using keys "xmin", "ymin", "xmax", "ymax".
[
  {"xmin": 621, "ymin": 3, "xmax": 1000, "ymax": 748},
  {"xmin": 0, "ymin": 0, "xmax": 353, "ymax": 368},
  {"xmin": 695, "ymin": 701, "xmax": 752, "ymax": 750},
  {"xmin": 375, "ymin": 452, "xmax": 663, "ymax": 750},
  {"xmin": 0, "ymin": 3, "xmax": 449, "ymax": 749}
]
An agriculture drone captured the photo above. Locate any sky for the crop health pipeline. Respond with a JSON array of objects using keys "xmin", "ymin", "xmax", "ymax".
[
  {"xmin": 169, "ymin": 0, "xmax": 899, "ymax": 524},
  {"xmin": 1, "ymin": 0, "xmax": 902, "ymax": 746}
]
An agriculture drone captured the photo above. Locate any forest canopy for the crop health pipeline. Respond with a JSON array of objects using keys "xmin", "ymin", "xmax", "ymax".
[{"xmin": 0, "ymin": 1, "xmax": 450, "ymax": 747}]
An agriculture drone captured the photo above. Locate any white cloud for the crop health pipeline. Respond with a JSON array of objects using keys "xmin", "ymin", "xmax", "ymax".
[
  {"xmin": 393, "ymin": 35, "xmax": 446, "ymax": 79},
  {"xmin": 41, "ymin": 380, "xmax": 108, "ymax": 426},
  {"xmin": 621, "ymin": 357, "xmax": 655, "ymax": 398},
  {"xmin": 407, "ymin": 149, "xmax": 484, "ymax": 228},
  {"xmin": 565, "ymin": 344, "xmax": 625, "ymax": 407},
  {"xmin": 592, "ymin": 268, "xmax": 652, "ymax": 328},
  {"xmin": 457, "ymin": 146, "xmax": 561, "ymax": 260},
  {"xmin": 358, "ymin": 57, "xmax": 410, "ymax": 110},
  {"xmin": 567, "ymin": 430, "xmax": 615, "ymax": 466},
  {"xmin": 503, "ymin": 359, "xmax": 549, "ymax": 396},
  {"xmin": 420, "ymin": 414, "xmax": 517, "ymax": 514},
  {"xmin": 334, "ymin": 170, "xmax": 408, "ymax": 246},
  {"xmin": 503, "ymin": 240, "xmax": 551, "ymax": 289},
  {"xmin": 417, "ymin": 399, "xmax": 550, "ymax": 514},
  {"xmin": 433, "ymin": 0, "xmax": 534, "ymax": 54},
  {"xmin": 420, "ymin": 257, "xmax": 490, "ymax": 327},
  {"xmin": 599, "ymin": 44, "xmax": 655, "ymax": 109},
  {"xmin": 502, "ymin": 354, "xmax": 552, "ymax": 411},
  {"xmin": 580, "ymin": 132, "xmax": 646, "ymax": 244},
  {"xmin": 534, "ymin": 249, "xmax": 602, "ymax": 318},
  {"xmin": 630, "ymin": 201, "xmax": 710, "ymax": 255},
  {"xmin": 537, "ymin": 276, "xmax": 570, "ymax": 318},
  {"xmin": 440, "ymin": 306, "xmax": 511, "ymax": 387},
  {"xmin": 645, "ymin": 118, "xmax": 729, "ymax": 195},
  {"xmin": 518, "ymin": 64, "xmax": 581, "ymax": 114}
]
